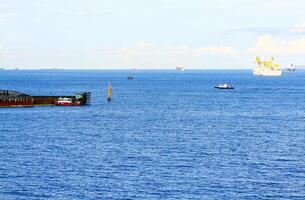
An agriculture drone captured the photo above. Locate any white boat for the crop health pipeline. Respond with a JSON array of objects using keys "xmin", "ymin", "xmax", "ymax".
[
  {"xmin": 253, "ymin": 57, "xmax": 282, "ymax": 76},
  {"xmin": 286, "ymin": 64, "xmax": 296, "ymax": 71},
  {"xmin": 215, "ymin": 83, "xmax": 234, "ymax": 89}
]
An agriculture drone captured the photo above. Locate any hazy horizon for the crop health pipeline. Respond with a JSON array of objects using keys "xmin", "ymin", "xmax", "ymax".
[{"xmin": 0, "ymin": 67, "xmax": 255, "ymax": 70}]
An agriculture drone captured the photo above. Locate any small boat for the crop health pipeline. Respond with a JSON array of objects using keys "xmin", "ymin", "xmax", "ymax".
[
  {"xmin": 127, "ymin": 76, "xmax": 134, "ymax": 80},
  {"xmin": 286, "ymin": 64, "xmax": 296, "ymax": 71},
  {"xmin": 215, "ymin": 83, "xmax": 234, "ymax": 89}
]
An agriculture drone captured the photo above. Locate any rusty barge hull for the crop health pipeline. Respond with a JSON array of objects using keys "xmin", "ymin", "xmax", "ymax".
[
  {"xmin": 0, "ymin": 90, "xmax": 91, "ymax": 108},
  {"xmin": 0, "ymin": 98, "xmax": 33, "ymax": 107},
  {"xmin": 33, "ymin": 96, "xmax": 76, "ymax": 106}
]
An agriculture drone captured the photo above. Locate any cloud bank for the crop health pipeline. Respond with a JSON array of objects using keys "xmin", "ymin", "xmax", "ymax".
[
  {"xmin": 100, "ymin": 42, "xmax": 236, "ymax": 56},
  {"xmin": 93, "ymin": 42, "xmax": 237, "ymax": 68},
  {"xmin": 247, "ymin": 35, "xmax": 305, "ymax": 55}
]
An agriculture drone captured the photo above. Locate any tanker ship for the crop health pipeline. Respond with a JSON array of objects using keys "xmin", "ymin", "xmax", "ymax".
[{"xmin": 253, "ymin": 57, "xmax": 282, "ymax": 76}]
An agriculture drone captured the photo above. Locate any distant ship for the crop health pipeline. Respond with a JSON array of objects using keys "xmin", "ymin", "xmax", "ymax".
[
  {"xmin": 286, "ymin": 64, "xmax": 296, "ymax": 71},
  {"xmin": 253, "ymin": 57, "xmax": 282, "ymax": 76},
  {"xmin": 176, "ymin": 65, "xmax": 186, "ymax": 72}
]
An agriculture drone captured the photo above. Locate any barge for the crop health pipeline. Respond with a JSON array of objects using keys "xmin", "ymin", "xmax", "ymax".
[{"xmin": 0, "ymin": 90, "xmax": 91, "ymax": 108}]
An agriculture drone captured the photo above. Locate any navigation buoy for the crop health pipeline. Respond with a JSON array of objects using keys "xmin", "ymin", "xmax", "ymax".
[{"xmin": 107, "ymin": 82, "xmax": 111, "ymax": 102}]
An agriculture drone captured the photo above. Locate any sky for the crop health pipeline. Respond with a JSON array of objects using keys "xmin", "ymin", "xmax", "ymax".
[{"xmin": 0, "ymin": 0, "xmax": 305, "ymax": 69}]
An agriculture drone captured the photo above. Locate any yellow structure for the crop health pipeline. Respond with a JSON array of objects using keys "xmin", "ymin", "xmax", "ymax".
[
  {"xmin": 107, "ymin": 82, "xmax": 111, "ymax": 102},
  {"xmin": 253, "ymin": 56, "xmax": 282, "ymax": 76},
  {"xmin": 255, "ymin": 57, "xmax": 280, "ymax": 69}
]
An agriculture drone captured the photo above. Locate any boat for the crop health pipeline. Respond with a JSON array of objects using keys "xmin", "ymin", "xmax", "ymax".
[
  {"xmin": 215, "ymin": 83, "xmax": 234, "ymax": 89},
  {"xmin": 286, "ymin": 64, "xmax": 296, "ymax": 71},
  {"xmin": 127, "ymin": 76, "xmax": 134, "ymax": 80},
  {"xmin": 176, "ymin": 65, "xmax": 186, "ymax": 72},
  {"xmin": 253, "ymin": 57, "xmax": 282, "ymax": 76}
]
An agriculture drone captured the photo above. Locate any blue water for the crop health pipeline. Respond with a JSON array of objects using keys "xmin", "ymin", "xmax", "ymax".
[{"xmin": 1, "ymin": 70, "xmax": 305, "ymax": 199}]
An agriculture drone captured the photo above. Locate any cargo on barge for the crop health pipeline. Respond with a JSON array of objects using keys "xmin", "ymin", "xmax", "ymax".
[{"xmin": 0, "ymin": 90, "xmax": 91, "ymax": 107}]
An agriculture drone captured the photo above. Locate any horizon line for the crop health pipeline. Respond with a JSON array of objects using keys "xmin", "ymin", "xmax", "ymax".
[
  {"xmin": 0, "ymin": 66, "xmax": 254, "ymax": 70},
  {"xmin": 0, "ymin": 68, "xmax": 254, "ymax": 71}
]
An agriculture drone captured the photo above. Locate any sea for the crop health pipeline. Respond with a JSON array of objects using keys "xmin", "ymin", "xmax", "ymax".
[{"xmin": 1, "ymin": 70, "xmax": 305, "ymax": 200}]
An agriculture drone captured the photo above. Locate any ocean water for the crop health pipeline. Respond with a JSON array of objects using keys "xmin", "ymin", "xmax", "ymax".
[{"xmin": 1, "ymin": 70, "xmax": 305, "ymax": 200}]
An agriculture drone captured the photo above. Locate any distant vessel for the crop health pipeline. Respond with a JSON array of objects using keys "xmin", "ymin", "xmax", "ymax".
[
  {"xmin": 253, "ymin": 57, "xmax": 282, "ymax": 76},
  {"xmin": 286, "ymin": 64, "xmax": 296, "ymax": 71},
  {"xmin": 127, "ymin": 76, "xmax": 134, "ymax": 80},
  {"xmin": 215, "ymin": 83, "xmax": 234, "ymax": 89},
  {"xmin": 176, "ymin": 65, "xmax": 186, "ymax": 72}
]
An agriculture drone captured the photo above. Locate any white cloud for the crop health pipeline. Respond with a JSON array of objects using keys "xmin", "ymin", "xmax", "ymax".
[
  {"xmin": 101, "ymin": 42, "xmax": 236, "ymax": 56},
  {"xmin": 194, "ymin": 46, "xmax": 236, "ymax": 55},
  {"xmin": 247, "ymin": 35, "xmax": 305, "ymax": 55},
  {"xmin": 0, "ymin": 12, "xmax": 18, "ymax": 24},
  {"xmin": 94, "ymin": 42, "xmax": 236, "ymax": 68},
  {"xmin": 289, "ymin": 22, "xmax": 305, "ymax": 33},
  {"xmin": 135, "ymin": 42, "xmax": 155, "ymax": 49}
]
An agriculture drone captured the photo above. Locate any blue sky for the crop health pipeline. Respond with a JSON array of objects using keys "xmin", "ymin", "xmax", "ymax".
[{"xmin": 0, "ymin": 0, "xmax": 305, "ymax": 69}]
